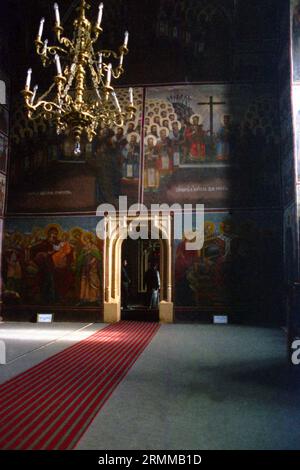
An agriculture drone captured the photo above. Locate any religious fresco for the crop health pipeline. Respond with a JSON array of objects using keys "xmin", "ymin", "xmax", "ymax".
[
  {"xmin": 292, "ymin": 0, "xmax": 300, "ymax": 82},
  {"xmin": 143, "ymin": 84, "xmax": 281, "ymax": 208},
  {"xmin": 2, "ymin": 217, "xmax": 103, "ymax": 307},
  {"xmin": 174, "ymin": 210, "xmax": 283, "ymax": 321},
  {"xmin": 284, "ymin": 202, "xmax": 298, "ymax": 282},
  {"xmin": 8, "ymin": 88, "xmax": 143, "ymax": 213}
]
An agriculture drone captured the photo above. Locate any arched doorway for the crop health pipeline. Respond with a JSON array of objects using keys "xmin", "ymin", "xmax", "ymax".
[
  {"xmin": 103, "ymin": 214, "xmax": 173, "ymax": 323},
  {"xmin": 121, "ymin": 238, "xmax": 161, "ymax": 311}
]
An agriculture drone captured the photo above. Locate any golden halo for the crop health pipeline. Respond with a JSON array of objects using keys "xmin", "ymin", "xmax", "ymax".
[
  {"xmin": 171, "ymin": 120, "xmax": 182, "ymax": 130},
  {"xmin": 126, "ymin": 131, "xmax": 140, "ymax": 143},
  {"xmin": 159, "ymin": 126, "xmax": 170, "ymax": 137},
  {"xmin": 81, "ymin": 231, "xmax": 95, "ymax": 245},
  {"xmin": 204, "ymin": 221, "xmax": 215, "ymax": 236},
  {"xmin": 11, "ymin": 231, "xmax": 24, "ymax": 244},
  {"xmin": 70, "ymin": 227, "xmax": 84, "ymax": 240},
  {"xmin": 126, "ymin": 121, "xmax": 136, "ymax": 132},
  {"xmin": 150, "ymin": 123, "xmax": 158, "ymax": 132},
  {"xmin": 161, "ymin": 118, "xmax": 171, "ymax": 127},
  {"xmin": 190, "ymin": 114, "xmax": 203, "ymax": 125},
  {"xmin": 45, "ymin": 224, "xmax": 63, "ymax": 239},
  {"xmin": 145, "ymin": 134, "xmax": 157, "ymax": 146}
]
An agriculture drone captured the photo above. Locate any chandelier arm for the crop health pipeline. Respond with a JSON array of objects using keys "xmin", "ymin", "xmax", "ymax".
[
  {"xmin": 37, "ymin": 82, "xmax": 57, "ymax": 102},
  {"xmin": 24, "ymin": 100, "xmax": 62, "ymax": 125},
  {"xmin": 90, "ymin": 26, "xmax": 103, "ymax": 45},
  {"xmin": 54, "ymin": 26, "xmax": 74, "ymax": 50},
  {"xmin": 36, "ymin": 41, "xmax": 68, "ymax": 57},
  {"xmin": 46, "ymin": 45, "xmax": 69, "ymax": 56},
  {"xmin": 99, "ymin": 49, "xmax": 120, "ymax": 60},
  {"xmin": 35, "ymin": 40, "xmax": 69, "ymax": 68},
  {"xmin": 100, "ymin": 62, "xmax": 123, "ymax": 80},
  {"xmin": 111, "ymin": 67, "xmax": 123, "ymax": 80},
  {"xmin": 99, "ymin": 45, "xmax": 128, "ymax": 60}
]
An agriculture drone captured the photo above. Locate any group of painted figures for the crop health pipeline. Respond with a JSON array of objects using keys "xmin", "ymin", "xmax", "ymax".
[
  {"xmin": 3, "ymin": 225, "xmax": 102, "ymax": 305},
  {"xmin": 92, "ymin": 98, "xmax": 236, "ymax": 192}
]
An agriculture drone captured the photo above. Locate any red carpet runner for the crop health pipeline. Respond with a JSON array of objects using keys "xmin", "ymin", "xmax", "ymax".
[{"xmin": 0, "ymin": 321, "xmax": 160, "ymax": 450}]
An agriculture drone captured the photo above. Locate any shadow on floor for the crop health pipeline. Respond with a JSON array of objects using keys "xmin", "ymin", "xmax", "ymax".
[{"xmin": 121, "ymin": 307, "xmax": 159, "ymax": 322}]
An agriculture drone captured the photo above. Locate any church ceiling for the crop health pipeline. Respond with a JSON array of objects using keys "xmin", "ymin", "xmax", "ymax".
[{"xmin": 1, "ymin": 0, "xmax": 282, "ymax": 90}]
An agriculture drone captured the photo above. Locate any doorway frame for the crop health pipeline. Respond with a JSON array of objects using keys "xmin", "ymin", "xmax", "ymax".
[{"xmin": 103, "ymin": 213, "xmax": 173, "ymax": 323}]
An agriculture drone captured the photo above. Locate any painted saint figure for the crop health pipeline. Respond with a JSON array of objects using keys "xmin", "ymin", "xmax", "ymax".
[
  {"xmin": 76, "ymin": 233, "xmax": 102, "ymax": 305},
  {"xmin": 216, "ymin": 114, "xmax": 233, "ymax": 161},
  {"xmin": 184, "ymin": 114, "xmax": 206, "ymax": 161},
  {"xmin": 156, "ymin": 127, "xmax": 173, "ymax": 175},
  {"xmin": 144, "ymin": 135, "xmax": 160, "ymax": 189},
  {"xmin": 122, "ymin": 132, "xmax": 140, "ymax": 179}
]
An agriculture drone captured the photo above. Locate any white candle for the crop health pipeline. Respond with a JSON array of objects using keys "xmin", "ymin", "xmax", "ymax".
[
  {"xmin": 129, "ymin": 87, "xmax": 133, "ymax": 105},
  {"xmin": 38, "ymin": 17, "xmax": 45, "ymax": 40},
  {"xmin": 31, "ymin": 85, "xmax": 38, "ymax": 103},
  {"xmin": 106, "ymin": 63, "xmax": 112, "ymax": 87},
  {"xmin": 119, "ymin": 54, "xmax": 124, "ymax": 67},
  {"xmin": 97, "ymin": 3, "xmax": 104, "ymax": 28},
  {"xmin": 42, "ymin": 39, "xmax": 48, "ymax": 54},
  {"xmin": 112, "ymin": 92, "xmax": 121, "ymax": 112},
  {"xmin": 55, "ymin": 54, "xmax": 62, "ymax": 75},
  {"xmin": 26, "ymin": 68, "xmax": 32, "ymax": 89},
  {"xmin": 54, "ymin": 3, "xmax": 60, "ymax": 26},
  {"xmin": 124, "ymin": 31, "xmax": 129, "ymax": 47},
  {"xmin": 98, "ymin": 52, "xmax": 103, "ymax": 71}
]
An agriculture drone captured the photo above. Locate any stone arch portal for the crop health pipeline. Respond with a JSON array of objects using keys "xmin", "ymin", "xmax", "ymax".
[{"xmin": 103, "ymin": 214, "xmax": 174, "ymax": 323}]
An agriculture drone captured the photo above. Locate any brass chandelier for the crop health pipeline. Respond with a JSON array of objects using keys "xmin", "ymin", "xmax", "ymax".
[{"xmin": 22, "ymin": 0, "xmax": 136, "ymax": 155}]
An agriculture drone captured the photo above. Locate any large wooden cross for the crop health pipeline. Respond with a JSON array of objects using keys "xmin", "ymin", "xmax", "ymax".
[{"xmin": 197, "ymin": 96, "xmax": 226, "ymax": 138}]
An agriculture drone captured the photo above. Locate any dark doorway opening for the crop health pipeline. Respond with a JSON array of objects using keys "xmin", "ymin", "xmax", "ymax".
[{"xmin": 121, "ymin": 238, "xmax": 160, "ymax": 321}]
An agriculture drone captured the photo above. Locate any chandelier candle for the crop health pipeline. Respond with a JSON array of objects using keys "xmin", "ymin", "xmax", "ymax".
[
  {"xmin": 42, "ymin": 39, "xmax": 48, "ymax": 55},
  {"xmin": 22, "ymin": 0, "xmax": 136, "ymax": 154},
  {"xmin": 98, "ymin": 53, "xmax": 103, "ymax": 73},
  {"xmin": 25, "ymin": 68, "xmax": 32, "ymax": 90},
  {"xmin": 106, "ymin": 63, "xmax": 112, "ymax": 88},
  {"xmin": 37, "ymin": 18, "xmax": 45, "ymax": 41},
  {"xmin": 124, "ymin": 31, "xmax": 129, "ymax": 48},
  {"xmin": 112, "ymin": 92, "xmax": 121, "ymax": 113},
  {"xmin": 55, "ymin": 54, "xmax": 62, "ymax": 76},
  {"xmin": 129, "ymin": 87, "xmax": 133, "ymax": 106},
  {"xmin": 97, "ymin": 3, "xmax": 104, "ymax": 29},
  {"xmin": 54, "ymin": 3, "xmax": 61, "ymax": 27},
  {"xmin": 31, "ymin": 85, "xmax": 38, "ymax": 104}
]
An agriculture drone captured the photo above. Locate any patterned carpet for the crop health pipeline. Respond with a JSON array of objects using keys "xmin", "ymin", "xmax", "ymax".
[{"xmin": 0, "ymin": 321, "xmax": 160, "ymax": 450}]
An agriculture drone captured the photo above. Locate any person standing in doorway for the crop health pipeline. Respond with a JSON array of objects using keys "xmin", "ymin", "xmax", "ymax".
[
  {"xmin": 121, "ymin": 259, "xmax": 131, "ymax": 309},
  {"xmin": 144, "ymin": 263, "xmax": 160, "ymax": 309}
]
